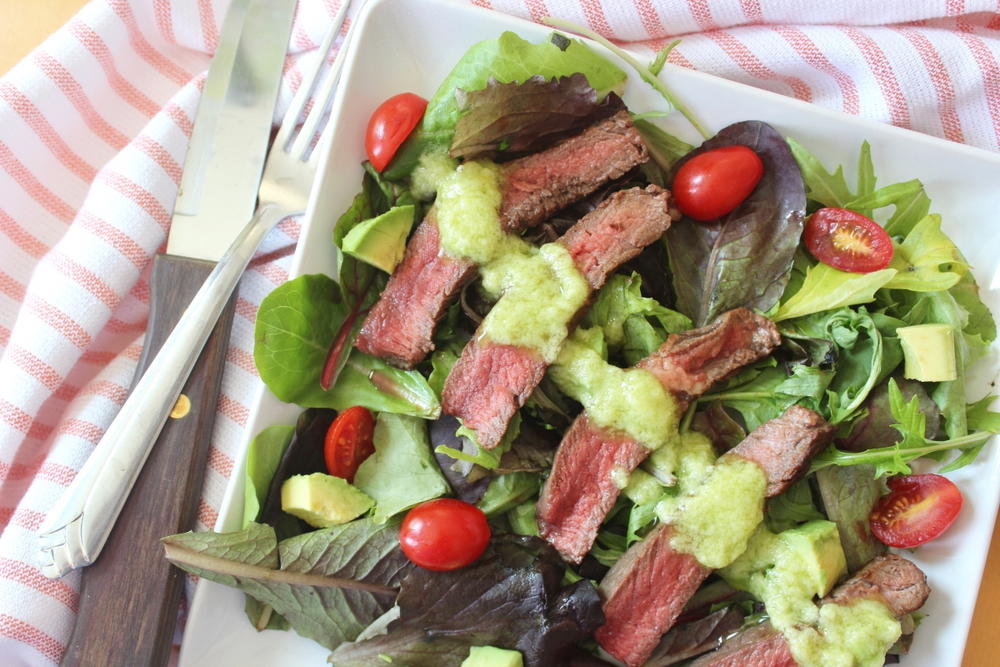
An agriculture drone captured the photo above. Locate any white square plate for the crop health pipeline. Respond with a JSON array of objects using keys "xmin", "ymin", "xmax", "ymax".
[{"xmin": 179, "ymin": 0, "xmax": 1000, "ymax": 664}]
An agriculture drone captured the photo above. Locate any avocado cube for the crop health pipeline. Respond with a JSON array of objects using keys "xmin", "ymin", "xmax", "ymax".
[
  {"xmin": 281, "ymin": 473, "xmax": 374, "ymax": 528},
  {"xmin": 460, "ymin": 646, "xmax": 524, "ymax": 667}
]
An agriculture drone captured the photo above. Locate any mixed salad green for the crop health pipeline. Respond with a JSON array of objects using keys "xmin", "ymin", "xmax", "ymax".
[{"xmin": 163, "ymin": 26, "xmax": 1000, "ymax": 667}]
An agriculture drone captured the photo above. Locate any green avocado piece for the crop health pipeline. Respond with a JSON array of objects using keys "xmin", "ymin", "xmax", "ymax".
[
  {"xmin": 341, "ymin": 204, "xmax": 416, "ymax": 273},
  {"xmin": 280, "ymin": 473, "xmax": 373, "ymax": 528},
  {"xmin": 460, "ymin": 646, "xmax": 524, "ymax": 667},
  {"xmin": 721, "ymin": 521, "xmax": 847, "ymax": 629},
  {"xmin": 898, "ymin": 323, "xmax": 957, "ymax": 382}
]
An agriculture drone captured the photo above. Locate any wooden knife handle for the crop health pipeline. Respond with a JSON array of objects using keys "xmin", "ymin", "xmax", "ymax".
[{"xmin": 62, "ymin": 254, "xmax": 239, "ymax": 667}]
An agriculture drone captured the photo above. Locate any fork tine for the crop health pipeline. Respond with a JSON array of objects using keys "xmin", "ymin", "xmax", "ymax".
[
  {"xmin": 273, "ymin": 0, "xmax": 351, "ymax": 152},
  {"xmin": 289, "ymin": 2, "xmax": 357, "ymax": 161}
]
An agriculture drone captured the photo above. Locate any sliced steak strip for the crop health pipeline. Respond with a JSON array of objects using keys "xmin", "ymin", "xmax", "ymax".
[
  {"xmin": 689, "ymin": 554, "xmax": 929, "ymax": 667},
  {"xmin": 537, "ymin": 308, "xmax": 780, "ymax": 564},
  {"xmin": 596, "ymin": 407, "xmax": 834, "ymax": 667},
  {"xmin": 356, "ymin": 111, "xmax": 648, "ymax": 369},
  {"xmin": 443, "ymin": 186, "xmax": 674, "ymax": 449}
]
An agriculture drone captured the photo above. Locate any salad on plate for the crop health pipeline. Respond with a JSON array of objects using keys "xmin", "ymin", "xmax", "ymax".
[{"xmin": 164, "ymin": 22, "xmax": 1000, "ymax": 667}]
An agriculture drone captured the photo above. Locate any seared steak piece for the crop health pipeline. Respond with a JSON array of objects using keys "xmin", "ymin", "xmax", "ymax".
[
  {"xmin": 729, "ymin": 405, "xmax": 836, "ymax": 497},
  {"xmin": 596, "ymin": 407, "xmax": 834, "ymax": 667},
  {"xmin": 356, "ymin": 111, "xmax": 648, "ymax": 368},
  {"xmin": 537, "ymin": 308, "xmax": 780, "ymax": 564},
  {"xmin": 689, "ymin": 554, "xmax": 929, "ymax": 667},
  {"xmin": 443, "ymin": 186, "xmax": 674, "ymax": 449},
  {"xmin": 635, "ymin": 308, "xmax": 786, "ymax": 406}
]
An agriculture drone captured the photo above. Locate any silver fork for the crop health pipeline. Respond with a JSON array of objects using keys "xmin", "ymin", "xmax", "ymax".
[{"xmin": 37, "ymin": 7, "xmax": 356, "ymax": 578}]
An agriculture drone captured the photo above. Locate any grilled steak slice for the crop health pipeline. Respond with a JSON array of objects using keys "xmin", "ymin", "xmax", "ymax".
[
  {"xmin": 729, "ymin": 405, "xmax": 836, "ymax": 496},
  {"xmin": 356, "ymin": 111, "xmax": 648, "ymax": 368},
  {"xmin": 687, "ymin": 623, "xmax": 795, "ymax": 667},
  {"xmin": 355, "ymin": 219, "xmax": 477, "ymax": 368},
  {"xmin": 636, "ymin": 307, "xmax": 785, "ymax": 406},
  {"xmin": 443, "ymin": 186, "xmax": 674, "ymax": 449},
  {"xmin": 689, "ymin": 554, "xmax": 929, "ymax": 667},
  {"xmin": 537, "ymin": 308, "xmax": 780, "ymax": 564},
  {"xmin": 596, "ymin": 525, "xmax": 712, "ymax": 667},
  {"xmin": 596, "ymin": 407, "xmax": 834, "ymax": 667}
]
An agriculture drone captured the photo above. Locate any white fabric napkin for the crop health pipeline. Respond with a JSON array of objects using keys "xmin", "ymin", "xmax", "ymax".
[{"xmin": 1, "ymin": 0, "xmax": 997, "ymax": 663}]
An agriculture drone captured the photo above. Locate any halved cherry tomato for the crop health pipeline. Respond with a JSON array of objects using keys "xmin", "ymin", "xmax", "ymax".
[
  {"xmin": 365, "ymin": 92, "xmax": 428, "ymax": 172},
  {"xmin": 869, "ymin": 473, "xmax": 963, "ymax": 548},
  {"xmin": 672, "ymin": 145, "xmax": 764, "ymax": 221},
  {"xmin": 399, "ymin": 498, "xmax": 490, "ymax": 571},
  {"xmin": 323, "ymin": 406, "xmax": 375, "ymax": 483},
  {"xmin": 804, "ymin": 207, "xmax": 894, "ymax": 273}
]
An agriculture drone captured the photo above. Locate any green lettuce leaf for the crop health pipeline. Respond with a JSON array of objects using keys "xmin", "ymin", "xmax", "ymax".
[
  {"xmin": 477, "ymin": 472, "xmax": 541, "ymax": 516},
  {"xmin": 162, "ymin": 521, "xmax": 410, "ymax": 651},
  {"xmin": 775, "ymin": 263, "xmax": 896, "ymax": 321},
  {"xmin": 242, "ymin": 425, "xmax": 295, "ymax": 528},
  {"xmin": 884, "ymin": 214, "xmax": 968, "ymax": 292},
  {"xmin": 254, "ymin": 274, "xmax": 440, "ymax": 418},
  {"xmin": 354, "ymin": 413, "xmax": 451, "ymax": 523}
]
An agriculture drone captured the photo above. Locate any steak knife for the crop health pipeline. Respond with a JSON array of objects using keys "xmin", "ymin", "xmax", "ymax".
[{"xmin": 42, "ymin": 1, "xmax": 297, "ymax": 664}]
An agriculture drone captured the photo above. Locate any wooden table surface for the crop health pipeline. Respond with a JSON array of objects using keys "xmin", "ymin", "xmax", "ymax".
[{"xmin": 1, "ymin": 1, "xmax": 997, "ymax": 665}]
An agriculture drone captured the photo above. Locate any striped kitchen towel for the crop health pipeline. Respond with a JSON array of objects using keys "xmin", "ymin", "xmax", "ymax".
[{"xmin": 0, "ymin": 0, "xmax": 997, "ymax": 664}]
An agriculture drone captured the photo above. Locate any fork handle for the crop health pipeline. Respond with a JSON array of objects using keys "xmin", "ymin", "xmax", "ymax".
[
  {"xmin": 62, "ymin": 253, "xmax": 237, "ymax": 666},
  {"xmin": 38, "ymin": 203, "xmax": 286, "ymax": 578}
]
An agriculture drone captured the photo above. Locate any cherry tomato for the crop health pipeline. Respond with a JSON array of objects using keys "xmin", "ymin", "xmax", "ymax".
[
  {"xmin": 803, "ymin": 207, "xmax": 894, "ymax": 273},
  {"xmin": 323, "ymin": 406, "xmax": 375, "ymax": 483},
  {"xmin": 869, "ymin": 473, "xmax": 963, "ymax": 548},
  {"xmin": 672, "ymin": 145, "xmax": 764, "ymax": 221},
  {"xmin": 399, "ymin": 498, "xmax": 490, "ymax": 571},
  {"xmin": 365, "ymin": 92, "xmax": 428, "ymax": 172}
]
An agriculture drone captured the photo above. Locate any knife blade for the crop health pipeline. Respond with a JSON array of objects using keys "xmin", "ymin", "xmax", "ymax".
[{"xmin": 52, "ymin": 1, "xmax": 297, "ymax": 664}]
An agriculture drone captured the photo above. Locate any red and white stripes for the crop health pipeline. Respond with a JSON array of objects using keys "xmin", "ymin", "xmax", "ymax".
[{"xmin": 0, "ymin": 0, "xmax": 998, "ymax": 664}]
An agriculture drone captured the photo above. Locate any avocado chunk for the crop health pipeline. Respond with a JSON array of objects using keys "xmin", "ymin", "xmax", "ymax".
[
  {"xmin": 460, "ymin": 646, "xmax": 524, "ymax": 667},
  {"xmin": 898, "ymin": 323, "xmax": 957, "ymax": 382},
  {"xmin": 721, "ymin": 520, "xmax": 847, "ymax": 629},
  {"xmin": 341, "ymin": 204, "xmax": 415, "ymax": 273},
  {"xmin": 280, "ymin": 473, "xmax": 374, "ymax": 528}
]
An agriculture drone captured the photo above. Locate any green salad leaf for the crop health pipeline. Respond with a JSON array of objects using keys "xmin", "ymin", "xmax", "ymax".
[
  {"xmin": 254, "ymin": 274, "xmax": 440, "ymax": 418},
  {"xmin": 884, "ymin": 214, "xmax": 968, "ymax": 292},
  {"xmin": 162, "ymin": 521, "xmax": 410, "ymax": 651},
  {"xmin": 775, "ymin": 263, "xmax": 896, "ymax": 321},
  {"xmin": 354, "ymin": 413, "xmax": 450, "ymax": 523},
  {"xmin": 815, "ymin": 465, "xmax": 886, "ymax": 572},
  {"xmin": 242, "ymin": 425, "xmax": 295, "ymax": 528},
  {"xmin": 477, "ymin": 472, "xmax": 541, "ymax": 516}
]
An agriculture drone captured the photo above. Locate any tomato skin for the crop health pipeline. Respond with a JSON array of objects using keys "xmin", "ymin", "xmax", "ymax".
[
  {"xmin": 365, "ymin": 93, "xmax": 428, "ymax": 172},
  {"xmin": 870, "ymin": 473, "xmax": 963, "ymax": 548},
  {"xmin": 323, "ymin": 406, "xmax": 375, "ymax": 483},
  {"xmin": 804, "ymin": 207, "xmax": 894, "ymax": 273},
  {"xmin": 399, "ymin": 499, "xmax": 490, "ymax": 571},
  {"xmin": 672, "ymin": 145, "xmax": 764, "ymax": 221}
]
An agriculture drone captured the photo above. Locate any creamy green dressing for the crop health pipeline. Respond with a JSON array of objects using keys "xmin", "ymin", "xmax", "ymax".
[
  {"xmin": 550, "ymin": 329, "xmax": 679, "ymax": 449},
  {"xmin": 410, "ymin": 148, "xmax": 458, "ymax": 200},
  {"xmin": 435, "ymin": 160, "xmax": 519, "ymax": 265},
  {"xmin": 661, "ymin": 455, "xmax": 767, "ymax": 569},
  {"xmin": 785, "ymin": 600, "xmax": 901, "ymax": 667}
]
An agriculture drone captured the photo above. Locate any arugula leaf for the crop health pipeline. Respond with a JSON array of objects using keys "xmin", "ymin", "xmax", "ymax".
[
  {"xmin": 950, "ymin": 270, "xmax": 998, "ymax": 345},
  {"xmin": 815, "ymin": 465, "xmax": 886, "ymax": 573},
  {"xmin": 843, "ymin": 179, "xmax": 924, "ymax": 213},
  {"xmin": 328, "ymin": 536, "xmax": 605, "ymax": 666},
  {"xmin": 666, "ymin": 121, "xmax": 807, "ymax": 326},
  {"xmin": 242, "ymin": 425, "xmax": 295, "ymax": 528},
  {"xmin": 854, "ymin": 141, "xmax": 876, "ymax": 217},
  {"xmin": 162, "ymin": 521, "xmax": 410, "ymax": 651},
  {"xmin": 775, "ymin": 262, "xmax": 896, "ymax": 321},
  {"xmin": 354, "ymin": 413, "xmax": 450, "ymax": 523},
  {"xmin": 254, "ymin": 274, "xmax": 440, "ymax": 418},
  {"xmin": 884, "ymin": 214, "xmax": 968, "ymax": 292},
  {"xmin": 838, "ymin": 376, "xmax": 941, "ymax": 452},
  {"xmin": 450, "ymin": 74, "xmax": 624, "ymax": 160},
  {"xmin": 787, "ymin": 137, "xmax": 853, "ymax": 208}
]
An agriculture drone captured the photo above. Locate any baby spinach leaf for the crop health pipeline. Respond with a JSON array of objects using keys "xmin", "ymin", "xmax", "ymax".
[
  {"xmin": 884, "ymin": 214, "xmax": 968, "ymax": 292},
  {"xmin": 354, "ymin": 413, "xmax": 451, "ymax": 523},
  {"xmin": 242, "ymin": 425, "xmax": 295, "ymax": 528},
  {"xmin": 450, "ymin": 74, "xmax": 624, "ymax": 160},
  {"xmin": 665, "ymin": 121, "xmax": 806, "ymax": 326},
  {"xmin": 162, "ymin": 520, "xmax": 411, "ymax": 651},
  {"xmin": 775, "ymin": 262, "xmax": 896, "ymax": 321},
  {"xmin": 254, "ymin": 274, "xmax": 440, "ymax": 418},
  {"xmin": 328, "ymin": 536, "xmax": 604, "ymax": 666}
]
